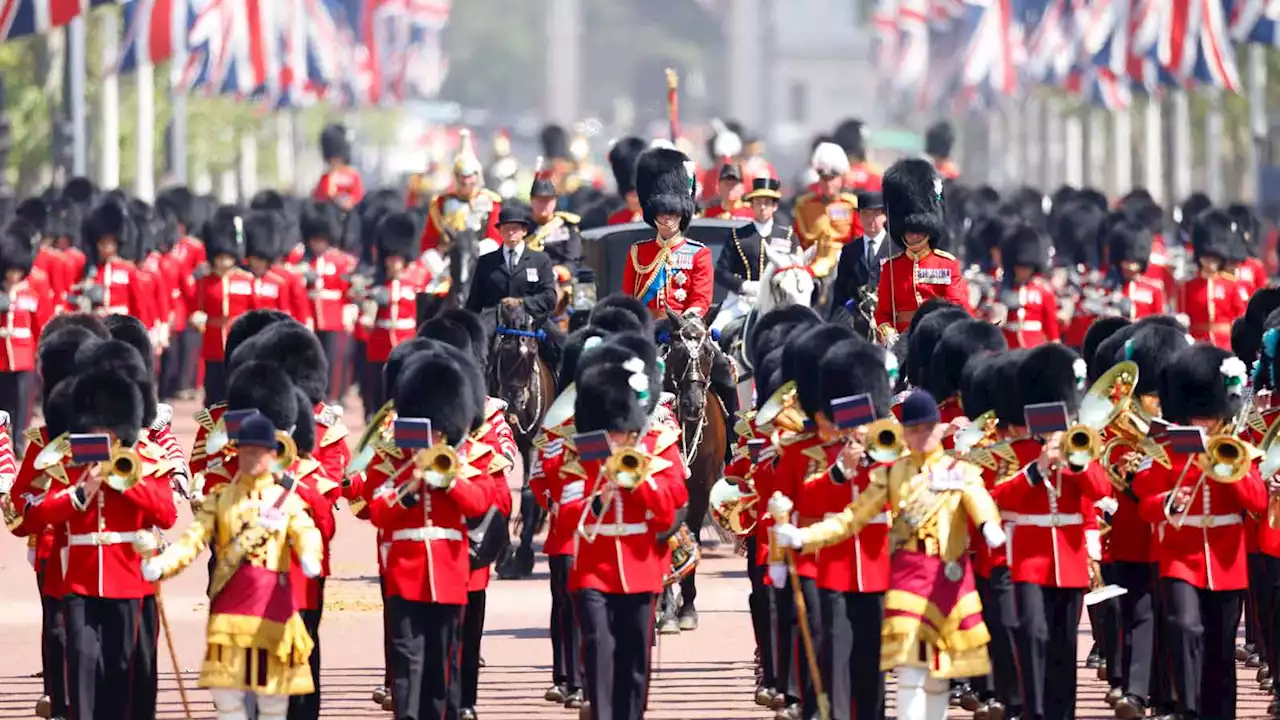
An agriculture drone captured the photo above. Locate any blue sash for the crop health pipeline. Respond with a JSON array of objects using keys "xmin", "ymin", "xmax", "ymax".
[{"xmin": 639, "ymin": 264, "xmax": 669, "ymax": 305}]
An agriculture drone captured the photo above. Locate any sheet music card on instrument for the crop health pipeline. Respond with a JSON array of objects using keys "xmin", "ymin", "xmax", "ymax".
[
  {"xmin": 1024, "ymin": 402, "xmax": 1070, "ymax": 437},
  {"xmin": 69, "ymin": 434, "xmax": 113, "ymax": 465},
  {"xmin": 574, "ymin": 431, "xmax": 613, "ymax": 462},
  {"xmin": 747, "ymin": 437, "xmax": 767, "ymax": 462},
  {"xmin": 393, "ymin": 418, "xmax": 434, "ymax": 450},
  {"xmin": 831, "ymin": 393, "xmax": 877, "ymax": 431},
  {"xmin": 1167, "ymin": 426, "xmax": 1207, "ymax": 455}
]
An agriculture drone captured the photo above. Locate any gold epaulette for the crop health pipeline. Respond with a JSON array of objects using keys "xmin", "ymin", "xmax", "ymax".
[
  {"xmin": 801, "ymin": 445, "xmax": 830, "ymax": 483},
  {"xmin": 479, "ymin": 188, "xmax": 503, "ymax": 202},
  {"xmin": 470, "ymin": 438, "xmax": 512, "ymax": 476},
  {"xmin": 194, "ymin": 405, "xmax": 223, "ymax": 432},
  {"xmin": 839, "ymin": 192, "xmax": 860, "ymax": 206},
  {"xmin": 294, "ymin": 458, "xmax": 339, "ymax": 496},
  {"xmin": 24, "ymin": 427, "xmax": 44, "ymax": 446},
  {"xmin": 555, "ymin": 210, "xmax": 581, "ymax": 226},
  {"xmin": 794, "ymin": 192, "xmax": 816, "ymax": 206},
  {"xmin": 733, "ymin": 411, "xmax": 756, "ymax": 441},
  {"xmin": 887, "ymin": 250, "xmax": 905, "ymax": 262},
  {"xmin": 933, "ymin": 248, "xmax": 958, "ymax": 261},
  {"xmin": 651, "ymin": 425, "xmax": 681, "ymax": 457}
]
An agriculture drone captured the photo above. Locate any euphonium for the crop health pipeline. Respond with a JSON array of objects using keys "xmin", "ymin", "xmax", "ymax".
[
  {"xmin": 1257, "ymin": 417, "xmax": 1280, "ymax": 529},
  {"xmin": 711, "ymin": 476, "xmax": 758, "ymax": 536},
  {"xmin": 104, "ymin": 446, "xmax": 143, "ymax": 492},
  {"xmin": 865, "ymin": 418, "xmax": 906, "ymax": 464},
  {"xmin": 757, "ymin": 380, "xmax": 806, "ymax": 434},
  {"xmin": 604, "ymin": 447, "xmax": 650, "ymax": 491},
  {"xmin": 271, "ymin": 431, "xmax": 299, "ymax": 475},
  {"xmin": 34, "ymin": 433, "xmax": 71, "ymax": 471},
  {"xmin": 1085, "ymin": 361, "xmax": 1171, "ymax": 490},
  {"xmin": 347, "ymin": 400, "xmax": 394, "ymax": 475}
]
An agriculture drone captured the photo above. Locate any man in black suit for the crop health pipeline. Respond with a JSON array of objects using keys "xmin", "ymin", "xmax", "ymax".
[
  {"xmin": 466, "ymin": 204, "xmax": 560, "ymax": 338},
  {"xmin": 711, "ymin": 177, "xmax": 796, "ymax": 333},
  {"xmin": 828, "ymin": 190, "xmax": 890, "ymax": 322}
]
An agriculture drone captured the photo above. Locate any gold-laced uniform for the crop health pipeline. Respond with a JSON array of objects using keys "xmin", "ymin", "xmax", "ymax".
[
  {"xmin": 150, "ymin": 470, "xmax": 324, "ymax": 695},
  {"xmin": 792, "ymin": 446, "xmax": 1001, "ymax": 678}
]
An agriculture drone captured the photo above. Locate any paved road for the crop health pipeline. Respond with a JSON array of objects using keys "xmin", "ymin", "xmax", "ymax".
[{"xmin": 0, "ymin": 395, "xmax": 1273, "ymax": 718}]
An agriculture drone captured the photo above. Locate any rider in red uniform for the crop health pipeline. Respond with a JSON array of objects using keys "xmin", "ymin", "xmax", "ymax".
[{"xmin": 606, "ymin": 137, "xmax": 648, "ymax": 226}]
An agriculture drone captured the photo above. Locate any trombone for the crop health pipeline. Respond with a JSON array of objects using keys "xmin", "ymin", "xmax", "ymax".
[
  {"xmin": 865, "ymin": 418, "xmax": 907, "ymax": 464},
  {"xmin": 1169, "ymin": 432, "xmax": 1259, "ymax": 529},
  {"xmin": 579, "ymin": 444, "xmax": 655, "ymax": 542}
]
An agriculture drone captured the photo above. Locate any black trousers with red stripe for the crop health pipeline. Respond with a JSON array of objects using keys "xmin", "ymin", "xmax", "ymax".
[
  {"xmin": 817, "ymin": 589, "xmax": 885, "ymax": 720},
  {"xmin": 1012, "ymin": 583, "xmax": 1082, "ymax": 720},
  {"xmin": 973, "ymin": 566, "xmax": 1022, "ymax": 712},
  {"xmin": 773, "ymin": 575, "xmax": 822, "ymax": 717},
  {"xmin": 548, "ymin": 555, "xmax": 583, "ymax": 690},
  {"xmin": 63, "ymin": 594, "xmax": 157, "ymax": 720},
  {"xmin": 386, "ymin": 596, "xmax": 463, "ymax": 720},
  {"xmin": 744, "ymin": 537, "xmax": 774, "ymax": 689},
  {"xmin": 576, "ymin": 589, "xmax": 654, "ymax": 720},
  {"xmin": 40, "ymin": 590, "xmax": 68, "ymax": 717},
  {"xmin": 1160, "ymin": 578, "xmax": 1241, "ymax": 720}
]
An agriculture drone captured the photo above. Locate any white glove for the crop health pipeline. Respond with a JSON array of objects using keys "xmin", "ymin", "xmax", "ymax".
[
  {"xmin": 1094, "ymin": 496, "xmax": 1119, "ymax": 516},
  {"xmin": 773, "ymin": 522, "xmax": 805, "ymax": 549},
  {"xmin": 740, "ymin": 280, "xmax": 760, "ymax": 298},
  {"xmin": 982, "ymin": 522, "xmax": 1007, "ymax": 549},
  {"xmin": 1085, "ymin": 529, "xmax": 1102, "ymax": 562},
  {"xmin": 26, "ymin": 548, "xmax": 36, "ymax": 568},
  {"xmin": 141, "ymin": 557, "xmax": 165, "ymax": 582},
  {"xmin": 767, "ymin": 562, "xmax": 788, "ymax": 588},
  {"xmin": 300, "ymin": 555, "xmax": 323, "ymax": 579},
  {"xmin": 132, "ymin": 532, "xmax": 159, "ymax": 557}
]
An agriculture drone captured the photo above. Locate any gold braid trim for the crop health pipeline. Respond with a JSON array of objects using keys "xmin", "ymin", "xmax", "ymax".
[{"xmin": 631, "ymin": 243, "xmax": 672, "ymax": 302}]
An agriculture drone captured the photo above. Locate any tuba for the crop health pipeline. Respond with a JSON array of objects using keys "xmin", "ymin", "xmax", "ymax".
[
  {"xmin": 103, "ymin": 445, "xmax": 143, "ymax": 493},
  {"xmin": 865, "ymin": 418, "xmax": 907, "ymax": 464},
  {"xmin": 711, "ymin": 476, "xmax": 759, "ymax": 536},
  {"xmin": 1083, "ymin": 361, "xmax": 1170, "ymax": 491},
  {"xmin": 757, "ymin": 381, "xmax": 806, "ymax": 434},
  {"xmin": 1259, "ymin": 417, "xmax": 1280, "ymax": 529}
]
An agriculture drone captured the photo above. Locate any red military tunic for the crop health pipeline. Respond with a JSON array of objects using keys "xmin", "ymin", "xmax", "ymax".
[
  {"xmin": 286, "ymin": 458, "xmax": 339, "ymax": 610},
  {"xmin": 363, "ymin": 265, "xmax": 428, "ymax": 363},
  {"xmin": 63, "ymin": 247, "xmax": 87, "ymax": 288},
  {"xmin": 702, "ymin": 200, "xmax": 754, "ymax": 220},
  {"xmin": 806, "ymin": 449, "xmax": 892, "ymax": 594},
  {"xmin": 306, "ymin": 249, "xmax": 357, "ymax": 333},
  {"xmin": 622, "ymin": 236, "xmax": 714, "ymax": 319},
  {"xmin": 189, "ymin": 403, "xmax": 228, "ymax": 480},
  {"xmin": 191, "ymin": 268, "xmax": 256, "ymax": 362},
  {"xmin": 1177, "ymin": 273, "xmax": 1248, "ymax": 349},
  {"xmin": 419, "ymin": 189, "xmax": 503, "ymax": 254},
  {"xmin": 771, "ymin": 433, "xmax": 827, "ymax": 580},
  {"xmin": 140, "ymin": 251, "xmax": 173, "ymax": 340},
  {"xmin": 873, "ymin": 248, "xmax": 972, "ymax": 332},
  {"xmin": 170, "ymin": 236, "xmax": 206, "ymax": 334},
  {"xmin": 1236, "ymin": 256, "xmax": 1268, "ymax": 295},
  {"xmin": 1001, "ymin": 278, "xmax": 1062, "ymax": 349},
  {"xmin": 972, "ymin": 438, "xmax": 1042, "ymax": 578},
  {"xmin": 24, "ymin": 442, "xmax": 179, "ymax": 599},
  {"xmin": 566, "ymin": 425, "xmax": 686, "ymax": 595},
  {"xmin": 844, "ymin": 162, "xmax": 883, "ymax": 193},
  {"xmin": 1133, "ymin": 451, "xmax": 1267, "ymax": 591},
  {"xmin": 467, "ymin": 406, "xmax": 516, "ymax": 591},
  {"xmin": 312, "ymin": 402, "xmax": 352, "ymax": 496},
  {"xmin": 793, "ymin": 192, "xmax": 861, "ymax": 248},
  {"xmin": 1120, "ymin": 275, "xmax": 1166, "ymax": 319},
  {"xmin": 607, "ymin": 207, "xmax": 644, "ymax": 226},
  {"xmin": 992, "ymin": 460, "xmax": 1111, "ymax": 588},
  {"xmin": 1145, "ymin": 234, "xmax": 1176, "ymax": 298},
  {"xmin": 365, "ymin": 438, "xmax": 494, "ymax": 605},
  {"xmin": 313, "ymin": 166, "xmax": 366, "ymax": 210},
  {"xmin": 530, "ymin": 421, "xmax": 578, "ymax": 557},
  {"xmin": 9, "ymin": 427, "xmax": 67, "ymax": 597},
  {"xmin": 269, "ymin": 263, "xmax": 313, "ymax": 329},
  {"xmin": 1097, "ymin": 434, "xmax": 1154, "ymax": 565},
  {"xmin": 33, "ymin": 246, "xmax": 70, "ymax": 299},
  {"xmin": 0, "ymin": 280, "xmax": 51, "ymax": 372},
  {"xmin": 77, "ymin": 260, "xmax": 156, "ymax": 326}
]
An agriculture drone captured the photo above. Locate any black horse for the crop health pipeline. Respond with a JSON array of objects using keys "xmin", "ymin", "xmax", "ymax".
[{"xmin": 415, "ymin": 225, "xmax": 483, "ymax": 324}]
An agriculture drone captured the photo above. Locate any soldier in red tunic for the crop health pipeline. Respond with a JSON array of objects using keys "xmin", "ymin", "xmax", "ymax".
[
  {"xmin": 606, "ymin": 137, "xmax": 648, "ymax": 226},
  {"xmin": 1177, "ymin": 209, "xmax": 1248, "ymax": 349},
  {"xmin": 419, "ymin": 129, "xmax": 503, "ymax": 255},
  {"xmin": 312, "ymin": 123, "xmax": 365, "ymax": 212},
  {"xmin": 793, "ymin": 142, "xmax": 861, "ymax": 277},
  {"xmin": 1225, "ymin": 202, "xmax": 1269, "ymax": 295},
  {"xmin": 702, "ymin": 163, "xmax": 754, "ymax": 220},
  {"xmin": 873, "ymin": 158, "xmax": 972, "ymax": 338},
  {"xmin": 995, "ymin": 225, "xmax": 1061, "ymax": 348},
  {"xmin": 298, "ymin": 201, "xmax": 357, "ymax": 402},
  {"xmin": 189, "ymin": 208, "xmax": 255, "ymax": 404},
  {"xmin": 71, "ymin": 199, "xmax": 157, "ymax": 327},
  {"xmin": 834, "ymin": 118, "xmax": 883, "ymax": 193},
  {"xmin": 925, "ymin": 121, "xmax": 960, "ymax": 180},
  {"xmin": 698, "ymin": 126, "xmax": 743, "ymax": 207},
  {"xmin": 362, "ymin": 212, "xmax": 429, "ymax": 413},
  {"xmin": 0, "ymin": 219, "xmax": 54, "ymax": 444},
  {"xmin": 1106, "ymin": 220, "xmax": 1167, "ymax": 320},
  {"xmin": 1133, "ymin": 344, "xmax": 1265, "ymax": 720}
]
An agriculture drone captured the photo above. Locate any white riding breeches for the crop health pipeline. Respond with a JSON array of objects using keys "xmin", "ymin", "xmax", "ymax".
[
  {"xmin": 895, "ymin": 666, "xmax": 950, "ymax": 720},
  {"xmin": 212, "ymin": 690, "xmax": 289, "ymax": 720},
  {"xmin": 710, "ymin": 292, "xmax": 753, "ymax": 333}
]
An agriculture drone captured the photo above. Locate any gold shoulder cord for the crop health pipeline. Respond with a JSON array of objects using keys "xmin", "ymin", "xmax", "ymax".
[
  {"xmin": 632, "ymin": 243, "xmax": 672, "ymax": 301},
  {"xmin": 730, "ymin": 227, "xmax": 765, "ymax": 282}
]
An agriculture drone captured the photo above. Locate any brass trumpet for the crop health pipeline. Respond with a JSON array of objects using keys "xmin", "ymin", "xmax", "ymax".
[
  {"xmin": 414, "ymin": 444, "xmax": 459, "ymax": 490},
  {"xmin": 604, "ymin": 447, "xmax": 650, "ymax": 491},
  {"xmin": 1257, "ymin": 417, "xmax": 1280, "ymax": 529},
  {"xmin": 271, "ymin": 432, "xmax": 299, "ymax": 476},
  {"xmin": 1169, "ymin": 433, "xmax": 1259, "ymax": 529},
  {"xmin": 865, "ymin": 418, "xmax": 906, "ymax": 464},
  {"xmin": 1063, "ymin": 423, "xmax": 1103, "ymax": 467},
  {"xmin": 104, "ymin": 446, "xmax": 143, "ymax": 493}
]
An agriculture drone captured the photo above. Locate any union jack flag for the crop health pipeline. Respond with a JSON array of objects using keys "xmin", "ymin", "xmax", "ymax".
[
  {"xmin": 119, "ymin": 0, "xmax": 179, "ymax": 74},
  {"xmin": 261, "ymin": 0, "xmax": 348, "ymax": 108},
  {"xmin": 0, "ymin": 0, "xmax": 112, "ymax": 41},
  {"xmin": 1024, "ymin": 0, "xmax": 1077, "ymax": 86},
  {"xmin": 1158, "ymin": 0, "xmax": 1240, "ymax": 90},
  {"xmin": 1228, "ymin": 0, "xmax": 1280, "ymax": 45},
  {"xmin": 958, "ymin": 0, "xmax": 1019, "ymax": 98},
  {"xmin": 181, "ymin": 0, "xmax": 273, "ymax": 96}
]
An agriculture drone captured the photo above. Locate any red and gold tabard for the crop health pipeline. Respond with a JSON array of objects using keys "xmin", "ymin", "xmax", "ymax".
[
  {"xmin": 792, "ymin": 191, "xmax": 860, "ymax": 258},
  {"xmin": 622, "ymin": 235, "xmax": 714, "ymax": 318},
  {"xmin": 192, "ymin": 268, "xmax": 256, "ymax": 362},
  {"xmin": 873, "ymin": 247, "xmax": 972, "ymax": 332},
  {"xmin": 1001, "ymin": 277, "xmax": 1062, "ymax": 349},
  {"xmin": 1177, "ymin": 273, "xmax": 1248, "ymax": 349},
  {"xmin": 607, "ymin": 207, "xmax": 644, "ymax": 226},
  {"xmin": 702, "ymin": 200, "xmax": 754, "ymax": 220},
  {"xmin": 419, "ymin": 189, "xmax": 503, "ymax": 254}
]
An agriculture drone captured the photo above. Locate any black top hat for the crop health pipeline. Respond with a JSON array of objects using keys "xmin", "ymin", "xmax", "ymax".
[
  {"xmin": 234, "ymin": 411, "xmax": 279, "ymax": 449},
  {"xmin": 496, "ymin": 205, "xmax": 538, "ymax": 231},
  {"xmin": 856, "ymin": 190, "xmax": 884, "ymax": 210},
  {"xmin": 718, "ymin": 163, "xmax": 744, "ymax": 183},
  {"xmin": 744, "ymin": 177, "xmax": 782, "ymax": 201}
]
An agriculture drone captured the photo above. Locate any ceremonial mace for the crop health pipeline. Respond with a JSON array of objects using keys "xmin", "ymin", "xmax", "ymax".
[
  {"xmin": 768, "ymin": 492, "xmax": 831, "ymax": 720},
  {"xmin": 135, "ymin": 537, "xmax": 194, "ymax": 720}
]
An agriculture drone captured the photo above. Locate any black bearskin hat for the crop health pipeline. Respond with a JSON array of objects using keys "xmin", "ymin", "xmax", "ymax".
[
  {"xmin": 291, "ymin": 386, "xmax": 317, "ymax": 455},
  {"xmin": 1082, "ymin": 316, "xmax": 1131, "ymax": 373},
  {"xmin": 242, "ymin": 209, "xmax": 282, "ymax": 261},
  {"xmin": 960, "ymin": 352, "xmax": 1005, "ymax": 419},
  {"xmin": 226, "ymin": 361, "xmax": 300, "ymax": 434},
  {"xmin": 0, "ymin": 218, "xmax": 37, "ymax": 276},
  {"xmin": 38, "ymin": 326, "xmax": 101, "ymax": 410},
  {"xmin": 1106, "ymin": 220, "xmax": 1153, "ymax": 271},
  {"xmin": 574, "ymin": 333, "xmax": 661, "ymax": 434},
  {"xmin": 1016, "ymin": 344, "xmax": 1087, "ymax": 415},
  {"xmin": 225, "ymin": 310, "xmax": 295, "ymax": 371},
  {"xmin": 1234, "ymin": 287, "xmax": 1280, "ymax": 370},
  {"xmin": 1050, "ymin": 199, "xmax": 1105, "ymax": 268},
  {"xmin": 833, "ymin": 118, "xmax": 868, "ymax": 160},
  {"xmin": 396, "ymin": 349, "xmax": 480, "ymax": 445},
  {"xmin": 300, "ymin": 200, "xmax": 339, "ymax": 242},
  {"xmin": 1124, "ymin": 325, "xmax": 1195, "ymax": 397},
  {"xmin": 635, "ymin": 148, "xmax": 696, "ymax": 231},
  {"xmin": 590, "ymin": 294, "xmax": 654, "ymax": 337},
  {"xmin": 785, "ymin": 324, "xmax": 858, "ymax": 417},
  {"xmin": 540, "ymin": 124, "xmax": 570, "ymax": 160},
  {"xmin": 70, "ymin": 368, "xmax": 144, "ymax": 447},
  {"xmin": 1001, "ymin": 224, "xmax": 1049, "ymax": 275},
  {"xmin": 588, "ymin": 307, "xmax": 645, "ymax": 335},
  {"xmin": 250, "ymin": 190, "xmax": 287, "ymax": 213},
  {"xmin": 746, "ymin": 305, "xmax": 821, "ymax": 371},
  {"xmin": 61, "ymin": 177, "xmax": 97, "ymax": 208},
  {"xmin": 608, "ymin": 137, "xmax": 648, "ymax": 195},
  {"xmin": 436, "ymin": 342, "xmax": 487, "ymax": 430},
  {"xmin": 203, "ymin": 205, "xmax": 245, "ymax": 261},
  {"xmin": 931, "ymin": 320, "xmax": 1007, "ymax": 402},
  {"xmin": 559, "ymin": 326, "xmax": 611, "ymax": 394},
  {"xmin": 906, "ymin": 306, "xmax": 969, "ymax": 390},
  {"xmin": 438, "ymin": 309, "xmax": 487, "ymax": 363},
  {"xmin": 385, "ymin": 338, "xmax": 436, "ymax": 400},
  {"xmin": 416, "ymin": 317, "xmax": 474, "ymax": 357},
  {"xmin": 1159, "ymin": 344, "xmax": 1244, "ymax": 425},
  {"xmin": 1179, "ymin": 192, "xmax": 1213, "ymax": 229},
  {"xmin": 817, "ymin": 340, "xmax": 892, "ymax": 420},
  {"xmin": 1226, "ymin": 202, "xmax": 1261, "ymax": 252},
  {"xmin": 883, "ymin": 157, "xmax": 946, "ymax": 248},
  {"xmin": 924, "ymin": 121, "xmax": 955, "ymax": 158},
  {"xmin": 755, "ymin": 347, "xmax": 787, "ymax": 410},
  {"xmin": 74, "ymin": 339, "xmax": 156, "ymax": 427},
  {"xmin": 84, "ymin": 199, "xmax": 138, "ymax": 261},
  {"xmin": 993, "ymin": 349, "xmax": 1030, "ymax": 426},
  {"xmin": 320, "ymin": 124, "xmax": 351, "ymax": 164},
  {"xmin": 376, "ymin": 211, "xmax": 419, "ymax": 260},
  {"xmin": 39, "ymin": 312, "xmax": 108, "ymax": 344},
  {"xmin": 14, "ymin": 198, "xmax": 48, "ymax": 235},
  {"xmin": 229, "ymin": 322, "xmax": 328, "ymax": 405},
  {"xmin": 1190, "ymin": 208, "xmax": 1236, "ymax": 262},
  {"xmin": 104, "ymin": 315, "xmax": 155, "ymax": 378},
  {"xmin": 155, "ymin": 187, "xmax": 195, "ymax": 231},
  {"xmin": 43, "ymin": 378, "xmax": 76, "ymax": 439}
]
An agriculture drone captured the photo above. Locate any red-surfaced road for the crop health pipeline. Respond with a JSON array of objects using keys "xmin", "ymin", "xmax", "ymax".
[{"xmin": 0, "ymin": 396, "xmax": 1272, "ymax": 718}]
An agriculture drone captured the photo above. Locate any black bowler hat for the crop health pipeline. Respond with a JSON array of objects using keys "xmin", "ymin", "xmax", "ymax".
[
  {"xmin": 744, "ymin": 177, "xmax": 782, "ymax": 201},
  {"xmin": 857, "ymin": 190, "xmax": 884, "ymax": 211},
  {"xmin": 234, "ymin": 411, "xmax": 279, "ymax": 449},
  {"xmin": 899, "ymin": 389, "xmax": 941, "ymax": 427},
  {"xmin": 496, "ymin": 204, "xmax": 537, "ymax": 231},
  {"xmin": 718, "ymin": 163, "xmax": 744, "ymax": 182}
]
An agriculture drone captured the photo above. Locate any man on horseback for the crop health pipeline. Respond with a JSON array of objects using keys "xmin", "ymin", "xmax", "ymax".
[
  {"xmin": 465, "ymin": 205, "xmax": 560, "ymax": 339},
  {"xmin": 711, "ymin": 177, "xmax": 795, "ymax": 334},
  {"xmin": 418, "ymin": 129, "xmax": 504, "ymax": 257}
]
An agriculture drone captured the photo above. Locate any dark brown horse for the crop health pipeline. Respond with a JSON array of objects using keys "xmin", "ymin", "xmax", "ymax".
[
  {"xmin": 490, "ymin": 301, "xmax": 556, "ymax": 579},
  {"xmin": 658, "ymin": 310, "xmax": 728, "ymax": 633}
]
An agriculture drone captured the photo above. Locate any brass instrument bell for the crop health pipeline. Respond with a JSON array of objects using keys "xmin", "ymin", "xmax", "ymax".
[
  {"xmin": 757, "ymin": 380, "xmax": 806, "ymax": 434},
  {"xmin": 1258, "ymin": 417, "xmax": 1280, "ymax": 529},
  {"xmin": 104, "ymin": 446, "xmax": 143, "ymax": 493},
  {"xmin": 711, "ymin": 476, "xmax": 758, "ymax": 536},
  {"xmin": 1200, "ymin": 435, "xmax": 1256, "ymax": 484},
  {"xmin": 1064, "ymin": 423, "xmax": 1103, "ymax": 467},
  {"xmin": 271, "ymin": 432, "xmax": 299, "ymax": 475},
  {"xmin": 604, "ymin": 447, "xmax": 649, "ymax": 491},
  {"xmin": 34, "ymin": 433, "xmax": 71, "ymax": 471},
  {"xmin": 865, "ymin": 418, "xmax": 906, "ymax": 464},
  {"xmin": 414, "ymin": 444, "xmax": 459, "ymax": 490}
]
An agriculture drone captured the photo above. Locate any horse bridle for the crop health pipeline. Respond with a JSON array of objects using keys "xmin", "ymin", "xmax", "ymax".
[
  {"xmin": 492, "ymin": 324, "xmax": 545, "ymax": 437},
  {"xmin": 665, "ymin": 324, "xmax": 713, "ymax": 465}
]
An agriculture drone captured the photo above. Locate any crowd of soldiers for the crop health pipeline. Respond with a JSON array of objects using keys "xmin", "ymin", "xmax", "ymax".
[{"xmin": 0, "ymin": 108, "xmax": 1276, "ymax": 720}]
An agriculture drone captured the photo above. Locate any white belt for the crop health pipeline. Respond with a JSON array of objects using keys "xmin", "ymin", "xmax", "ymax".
[
  {"xmin": 68, "ymin": 531, "xmax": 148, "ymax": 547},
  {"xmin": 391, "ymin": 527, "xmax": 464, "ymax": 542},
  {"xmin": 1001, "ymin": 512, "xmax": 1083, "ymax": 527},
  {"xmin": 0, "ymin": 327, "xmax": 32, "ymax": 339},
  {"xmin": 593, "ymin": 522, "xmax": 648, "ymax": 537},
  {"xmin": 309, "ymin": 289, "xmax": 344, "ymax": 301},
  {"xmin": 1173, "ymin": 514, "xmax": 1242, "ymax": 529},
  {"xmin": 96, "ymin": 305, "xmax": 129, "ymax": 315},
  {"xmin": 375, "ymin": 319, "xmax": 416, "ymax": 330},
  {"xmin": 824, "ymin": 511, "xmax": 889, "ymax": 525},
  {"xmin": 1004, "ymin": 321, "xmax": 1043, "ymax": 332}
]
